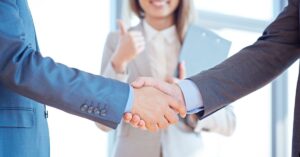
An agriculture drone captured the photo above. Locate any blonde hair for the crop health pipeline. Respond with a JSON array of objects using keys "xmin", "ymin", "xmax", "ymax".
[{"xmin": 130, "ymin": 0, "xmax": 196, "ymax": 43}]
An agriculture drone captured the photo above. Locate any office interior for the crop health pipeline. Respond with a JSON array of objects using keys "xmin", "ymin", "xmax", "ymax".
[{"xmin": 28, "ymin": 0, "xmax": 297, "ymax": 157}]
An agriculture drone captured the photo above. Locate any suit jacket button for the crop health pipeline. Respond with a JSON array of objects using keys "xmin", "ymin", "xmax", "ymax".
[
  {"xmin": 94, "ymin": 108, "xmax": 100, "ymax": 115},
  {"xmin": 100, "ymin": 109, "xmax": 106, "ymax": 116},
  {"xmin": 88, "ymin": 106, "xmax": 94, "ymax": 114},
  {"xmin": 80, "ymin": 104, "xmax": 89, "ymax": 112}
]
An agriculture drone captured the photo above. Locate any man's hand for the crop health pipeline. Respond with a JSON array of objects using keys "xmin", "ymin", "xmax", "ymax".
[
  {"xmin": 123, "ymin": 77, "xmax": 187, "ymax": 130},
  {"xmin": 133, "ymin": 77, "xmax": 186, "ymax": 109},
  {"xmin": 123, "ymin": 112, "xmax": 146, "ymax": 129},
  {"xmin": 129, "ymin": 86, "xmax": 186, "ymax": 132}
]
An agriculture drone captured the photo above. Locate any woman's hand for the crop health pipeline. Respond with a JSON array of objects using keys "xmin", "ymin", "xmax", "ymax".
[
  {"xmin": 165, "ymin": 61, "xmax": 186, "ymax": 83},
  {"xmin": 112, "ymin": 20, "xmax": 145, "ymax": 73}
]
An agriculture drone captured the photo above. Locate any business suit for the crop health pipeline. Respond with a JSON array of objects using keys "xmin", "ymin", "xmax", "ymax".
[
  {"xmin": 189, "ymin": 0, "xmax": 300, "ymax": 156},
  {"xmin": 98, "ymin": 22, "xmax": 236, "ymax": 157},
  {"xmin": 0, "ymin": 0, "xmax": 129, "ymax": 156}
]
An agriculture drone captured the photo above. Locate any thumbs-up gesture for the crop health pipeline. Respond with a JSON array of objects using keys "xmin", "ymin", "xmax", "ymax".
[
  {"xmin": 112, "ymin": 20, "xmax": 145, "ymax": 73},
  {"xmin": 165, "ymin": 61, "xmax": 186, "ymax": 83}
]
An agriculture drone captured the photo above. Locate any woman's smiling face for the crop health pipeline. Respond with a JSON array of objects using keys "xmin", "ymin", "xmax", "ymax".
[{"xmin": 139, "ymin": 0, "xmax": 180, "ymax": 19}]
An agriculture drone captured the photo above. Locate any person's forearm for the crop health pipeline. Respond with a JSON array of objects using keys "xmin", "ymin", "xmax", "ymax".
[
  {"xmin": 111, "ymin": 53, "xmax": 129, "ymax": 74},
  {"xmin": 0, "ymin": 1, "xmax": 130, "ymax": 129},
  {"xmin": 102, "ymin": 60, "xmax": 129, "ymax": 82},
  {"xmin": 178, "ymin": 80, "xmax": 204, "ymax": 114}
]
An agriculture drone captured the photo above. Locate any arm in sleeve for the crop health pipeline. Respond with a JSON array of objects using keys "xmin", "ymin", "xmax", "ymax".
[
  {"xmin": 189, "ymin": 0, "xmax": 300, "ymax": 119},
  {"xmin": 96, "ymin": 32, "xmax": 131, "ymax": 131},
  {"xmin": 178, "ymin": 80, "xmax": 204, "ymax": 114},
  {"xmin": 0, "ymin": 0, "xmax": 129, "ymax": 129}
]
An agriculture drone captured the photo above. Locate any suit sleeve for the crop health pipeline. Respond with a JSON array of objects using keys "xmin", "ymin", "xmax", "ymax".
[
  {"xmin": 189, "ymin": 0, "xmax": 300, "ymax": 119},
  {"xmin": 96, "ymin": 32, "xmax": 129, "ymax": 131},
  {"xmin": 0, "ymin": 0, "xmax": 129, "ymax": 129}
]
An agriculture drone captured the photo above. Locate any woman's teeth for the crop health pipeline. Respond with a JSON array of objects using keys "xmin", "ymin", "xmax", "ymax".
[{"xmin": 151, "ymin": 0, "xmax": 167, "ymax": 7}]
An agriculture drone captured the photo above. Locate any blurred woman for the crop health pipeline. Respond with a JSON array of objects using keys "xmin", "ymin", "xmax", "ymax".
[{"xmin": 96, "ymin": 0, "xmax": 236, "ymax": 157}]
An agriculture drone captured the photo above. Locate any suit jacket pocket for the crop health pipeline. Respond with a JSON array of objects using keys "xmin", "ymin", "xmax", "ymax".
[{"xmin": 0, "ymin": 107, "xmax": 34, "ymax": 128}]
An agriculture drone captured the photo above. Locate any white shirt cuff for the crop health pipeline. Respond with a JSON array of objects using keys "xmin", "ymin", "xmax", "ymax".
[{"xmin": 178, "ymin": 80, "xmax": 204, "ymax": 114}]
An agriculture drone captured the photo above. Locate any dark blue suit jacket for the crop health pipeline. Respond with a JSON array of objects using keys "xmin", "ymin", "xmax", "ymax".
[
  {"xmin": 0, "ymin": 0, "xmax": 130, "ymax": 156},
  {"xmin": 190, "ymin": 0, "xmax": 300, "ymax": 156}
]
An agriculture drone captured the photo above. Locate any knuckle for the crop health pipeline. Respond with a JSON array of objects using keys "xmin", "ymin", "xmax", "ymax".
[
  {"xmin": 172, "ymin": 117, "xmax": 179, "ymax": 124},
  {"xmin": 168, "ymin": 117, "xmax": 176, "ymax": 124},
  {"xmin": 152, "ymin": 127, "xmax": 159, "ymax": 132},
  {"xmin": 161, "ymin": 123, "xmax": 167, "ymax": 129},
  {"xmin": 147, "ymin": 124, "xmax": 157, "ymax": 132},
  {"xmin": 169, "ymin": 115, "xmax": 178, "ymax": 124}
]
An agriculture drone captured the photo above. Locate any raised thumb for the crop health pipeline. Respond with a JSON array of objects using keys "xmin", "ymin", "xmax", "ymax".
[{"xmin": 117, "ymin": 20, "xmax": 127, "ymax": 35}]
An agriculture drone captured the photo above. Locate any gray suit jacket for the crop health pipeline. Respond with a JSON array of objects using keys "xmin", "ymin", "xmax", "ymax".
[
  {"xmin": 189, "ymin": 0, "xmax": 300, "ymax": 156},
  {"xmin": 98, "ymin": 23, "xmax": 236, "ymax": 157}
]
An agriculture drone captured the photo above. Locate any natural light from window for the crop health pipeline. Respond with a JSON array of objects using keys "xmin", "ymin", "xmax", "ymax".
[
  {"xmin": 28, "ymin": 0, "xmax": 110, "ymax": 157},
  {"xmin": 194, "ymin": 0, "xmax": 274, "ymax": 20}
]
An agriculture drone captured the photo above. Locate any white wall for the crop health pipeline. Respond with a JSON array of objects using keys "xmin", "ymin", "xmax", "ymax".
[{"xmin": 28, "ymin": 0, "xmax": 111, "ymax": 156}]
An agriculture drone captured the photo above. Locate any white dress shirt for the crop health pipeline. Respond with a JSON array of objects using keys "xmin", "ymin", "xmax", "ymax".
[{"xmin": 178, "ymin": 80, "xmax": 204, "ymax": 113}]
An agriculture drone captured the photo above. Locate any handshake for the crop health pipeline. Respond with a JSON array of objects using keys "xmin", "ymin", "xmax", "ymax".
[{"xmin": 123, "ymin": 77, "xmax": 187, "ymax": 132}]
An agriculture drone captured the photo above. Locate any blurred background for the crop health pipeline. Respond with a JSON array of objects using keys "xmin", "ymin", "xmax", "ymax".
[{"xmin": 27, "ymin": 0, "xmax": 297, "ymax": 157}]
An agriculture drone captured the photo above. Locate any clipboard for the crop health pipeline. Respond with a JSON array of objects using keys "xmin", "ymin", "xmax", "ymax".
[{"xmin": 179, "ymin": 24, "xmax": 231, "ymax": 77}]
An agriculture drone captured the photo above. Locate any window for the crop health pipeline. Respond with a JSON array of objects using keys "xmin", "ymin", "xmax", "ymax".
[
  {"xmin": 194, "ymin": 0, "xmax": 288, "ymax": 157},
  {"xmin": 194, "ymin": 0, "xmax": 274, "ymax": 20},
  {"xmin": 200, "ymin": 28, "xmax": 271, "ymax": 157},
  {"xmin": 29, "ymin": 0, "xmax": 111, "ymax": 156}
]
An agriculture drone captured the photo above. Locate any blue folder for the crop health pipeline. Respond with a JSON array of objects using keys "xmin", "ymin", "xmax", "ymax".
[{"xmin": 179, "ymin": 24, "xmax": 231, "ymax": 77}]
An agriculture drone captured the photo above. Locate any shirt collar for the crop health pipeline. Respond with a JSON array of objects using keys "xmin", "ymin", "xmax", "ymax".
[{"xmin": 143, "ymin": 20, "xmax": 178, "ymax": 44}]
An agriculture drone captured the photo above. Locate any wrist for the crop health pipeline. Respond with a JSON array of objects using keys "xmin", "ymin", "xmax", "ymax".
[
  {"xmin": 131, "ymin": 88, "xmax": 140, "ymax": 114},
  {"xmin": 174, "ymin": 84, "xmax": 186, "ymax": 107},
  {"xmin": 111, "ymin": 55, "xmax": 128, "ymax": 73},
  {"xmin": 124, "ymin": 85, "xmax": 134, "ymax": 113}
]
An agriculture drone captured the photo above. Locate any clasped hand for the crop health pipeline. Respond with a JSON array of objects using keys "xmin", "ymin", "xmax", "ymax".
[{"xmin": 123, "ymin": 77, "xmax": 187, "ymax": 132}]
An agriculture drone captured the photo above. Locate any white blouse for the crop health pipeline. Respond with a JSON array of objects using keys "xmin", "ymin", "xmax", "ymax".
[
  {"xmin": 103, "ymin": 20, "xmax": 181, "ymax": 82},
  {"xmin": 142, "ymin": 20, "xmax": 181, "ymax": 80}
]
